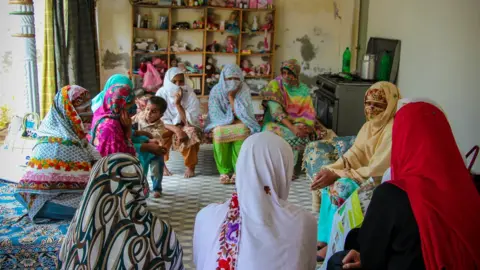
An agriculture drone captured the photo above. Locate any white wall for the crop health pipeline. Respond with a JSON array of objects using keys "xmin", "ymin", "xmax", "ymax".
[{"xmin": 367, "ymin": 0, "xmax": 480, "ymax": 172}]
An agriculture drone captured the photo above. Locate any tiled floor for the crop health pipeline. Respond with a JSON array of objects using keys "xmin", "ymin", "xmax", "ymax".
[{"xmin": 146, "ymin": 145, "xmax": 316, "ymax": 270}]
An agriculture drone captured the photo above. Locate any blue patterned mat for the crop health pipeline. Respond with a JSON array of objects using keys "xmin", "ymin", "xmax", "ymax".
[{"xmin": 0, "ymin": 182, "xmax": 69, "ymax": 269}]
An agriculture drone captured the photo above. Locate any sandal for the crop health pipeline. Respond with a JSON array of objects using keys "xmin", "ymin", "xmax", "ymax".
[{"xmin": 220, "ymin": 174, "xmax": 231, "ymax": 184}]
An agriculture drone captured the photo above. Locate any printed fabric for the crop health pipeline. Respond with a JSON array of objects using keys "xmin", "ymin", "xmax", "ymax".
[
  {"xmin": 89, "ymin": 84, "xmax": 136, "ymax": 157},
  {"xmin": 58, "ymin": 153, "xmax": 185, "ymax": 270},
  {"xmin": 132, "ymin": 110, "xmax": 166, "ymax": 140},
  {"xmin": 205, "ymin": 64, "xmax": 260, "ymax": 134},
  {"xmin": 16, "ymin": 85, "xmax": 101, "ymax": 221},
  {"xmin": 172, "ymin": 126, "xmax": 203, "ymax": 152},
  {"xmin": 91, "ymin": 74, "xmax": 133, "ymax": 113},
  {"xmin": 212, "ymin": 121, "xmax": 251, "ymax": 144}
]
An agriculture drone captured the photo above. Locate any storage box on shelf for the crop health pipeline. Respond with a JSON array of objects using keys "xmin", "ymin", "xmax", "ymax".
[{"xmin": 130, "ymin": 4, "xmax": 276, "ymax": 99}]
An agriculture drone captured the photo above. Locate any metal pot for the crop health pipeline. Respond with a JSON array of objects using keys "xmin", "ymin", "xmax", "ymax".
[{"xmin": 361, "ymin": 54, "xmax": 376, "ymax": 80}]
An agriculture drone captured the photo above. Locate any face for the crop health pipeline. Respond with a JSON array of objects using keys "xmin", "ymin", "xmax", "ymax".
[
  {"xmin": 225, "ymin": 76, "xmax": 241, "ymax": 90},
  {"xmin": 171, "ymin": 73, "xmax": 185, "ymax": 87},
  {"xmin": 72, "ymin": 92, "xmax": 92, "ymax": 114},
  {"xmin": 281, "ymin": 68, "xmax": 297, "ymax": 86},
  {"xmin": 146, "ymin": 102, "xmax": 163, "ymax": 123},
  {"xmin": 364, "ymin": 88, "xmax": 388, "ymax": 120}
]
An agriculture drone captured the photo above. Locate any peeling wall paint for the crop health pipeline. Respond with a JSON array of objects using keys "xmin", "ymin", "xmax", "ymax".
[{"xmin": 96, "ymin": 0, "xmax": 359, "ymax": 89}]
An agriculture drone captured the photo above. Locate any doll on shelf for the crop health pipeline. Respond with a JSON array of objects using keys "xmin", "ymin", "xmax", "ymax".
[
  {"xmin": 209, "ymin": 0, "xmax": 226, "ymax": 7},
  {"xmin": 241, "ymin": 59, "xmax": 255, "ymax": 76},
  {"xmin": 225, "ymin": 0, "xmax": 235, "ymax": 7},
  {"xmin": 225, "ymin": 36, "xmax": 237, "ymax": 53},
  {"xmin": 261, "ymin": 12, "xmax": 273, "ymax": 31},
  {"xmin": 207, "ymin": 14, "xmax": 219, "ymax": 30},
  {"xmin": 225, "ymin": 11, "xmax": 240, "ymax": 35}
]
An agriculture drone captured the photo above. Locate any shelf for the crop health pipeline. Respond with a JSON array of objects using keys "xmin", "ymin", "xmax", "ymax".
[
  {"xmin": 240, "ymin": 53, "xmax": 272, "ymax": 56},
  {"xmin": 205, "ymin": 52, "xmax": 237, "ymax": 55},
  {"xmin": 134, "ymin": 4, "xmax": 171, "ymax": 9},
  {"xmin": 171, "ymin": 28, "xmax": 205, "ymax": 32},
  {"xmin": 185, "ymin": 73, "xmax": 204, "ymax": 77},
  {"xmin": 206, "ymin": 6, "xmax": 241, "ymax": 11},
  {"xmin": 133, "ymin": 51, "xmax": 168, "ymax": 56},
  {"xmin": 241, "ymin": 31, "xmax": 273, "ymax": 35},
  {"xmin": 134, "ymin": 27, "xmax": 169, "ymax": 32},
  {"xmin": 170, "ymin": 51, "xmax": 204, "ymax": 55},
  {"xmin": 171, "ymin": 5, "xmax": 205, "ymax": 9},
  {"xmin": 245, "ymin": 75, "xmax": 272, "ymax": 79}
]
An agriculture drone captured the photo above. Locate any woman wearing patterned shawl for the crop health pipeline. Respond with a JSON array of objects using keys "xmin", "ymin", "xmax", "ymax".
[
  {"xmin": 260, "ymin": 59, "xmax": 323, "ymax": 168},
  {"xmin": 311, "ymin": 82, "xmax": 400, "ymax": 261},
  {"xmin": 91, "ymin": 74, "xmax": 134, "ymax": 113},
  {"xmin": 156, "ymin": 67, "xmax": 202, "ymax": 178},
  {"xmin": 59, "ymin": 153, "xmax": 185, "ymax": 270},
  {"xmin": 193, "ymin": 132, "xmax": 317, "ymax": 270},
  {"xmin": 205, "ymin": 64, "xmax": 261, "ymax": 184},
  {"xmin": 15, "ymin": 85, "xmax": 101, "ymax": 222},
  {"xmin": 89, "ymin": 84, "xmax": 166, "ymax": 175}
]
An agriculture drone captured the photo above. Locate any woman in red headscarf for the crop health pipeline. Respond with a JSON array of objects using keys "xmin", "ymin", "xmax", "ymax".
[{"xmin": 328, "ymin": 102, "xmax": 480, "ymax": 270}]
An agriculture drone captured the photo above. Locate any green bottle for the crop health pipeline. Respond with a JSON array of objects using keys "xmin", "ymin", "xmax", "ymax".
[
  {"xmin": 342, "ymin": 47, "xmax": 351, "ymax": 73},
  {"xmin": 377, "ymin": 51, "xmax": 392, "ymax": 81}
]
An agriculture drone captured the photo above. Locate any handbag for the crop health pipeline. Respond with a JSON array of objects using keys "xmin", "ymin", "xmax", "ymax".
[{"xmin": 1, "ymin": 113, "xmax": 41, "ymax": 166}]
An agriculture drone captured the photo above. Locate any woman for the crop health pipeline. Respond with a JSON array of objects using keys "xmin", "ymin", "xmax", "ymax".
[
  {"xmin": 205, "ymin": 64, "xmax": 261, "ymax": 184},
  {"xmin": 58, "ymin": 153, "xmax": 184, "ymax": 270},
  {"xmin": 260, "ymin": 59, "xmax": 323, "ymax": 167},
  {"xmin": 193, "ymin": 132, "xmax": 317, "ymax": 270},
  {"xmin": 328, "ymin": 102, "xmax": 480, "ymax": 270},
  {"xmin": 15, "ymin": 85, "xmax": 101, "ymax": 222},
  {"xmin": 156, "ymin": 67, "xmax": 202, "ymax": 178},
  {"xmin": 89, "ymin": 84, "xmax": 165, "ymax": 174},
  {"xmin": 91, "ymin": 73, "xmax": 134, "ymax": 113},
  {"xmin": 311, "ymin": 82, "xmax": 400, "ymax": 260}
]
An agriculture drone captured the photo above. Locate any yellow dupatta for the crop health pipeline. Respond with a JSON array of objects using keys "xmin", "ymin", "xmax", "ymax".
[{"xmin": 326, "ymin": 82, "xmax": 401, "ymax": 183}]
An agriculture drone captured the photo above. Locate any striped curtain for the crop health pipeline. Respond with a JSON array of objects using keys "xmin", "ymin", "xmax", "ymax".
[{"xmin": 40, "ymin": 0, "xmax": 56, "ymax": 118}]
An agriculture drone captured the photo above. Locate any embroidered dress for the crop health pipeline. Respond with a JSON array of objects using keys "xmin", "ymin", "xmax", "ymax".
[
  {"xmin": 206, "ymin": 64, "xmax": 260, "ymax": 175},
  {"xmin": 260, "ymin": 59, "xmax": 323, "ymax": 164},
  {"xmin": 58, "ymin": 153, "xmax": 184, "ymax": 270},
  {"xmin": 15, "ymin": 85, "xmax": 100, "ymax": 222}
]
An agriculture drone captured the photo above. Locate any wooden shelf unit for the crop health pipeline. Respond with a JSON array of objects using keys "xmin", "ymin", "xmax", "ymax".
[{"xmin": 130, "ymin": 5, "xmax": 276, "ymax": 97}]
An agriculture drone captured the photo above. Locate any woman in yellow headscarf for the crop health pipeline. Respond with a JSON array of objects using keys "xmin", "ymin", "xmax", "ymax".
[{"xmin": 310, "ymin": 82, "xmax": 401, "ymax": 261}]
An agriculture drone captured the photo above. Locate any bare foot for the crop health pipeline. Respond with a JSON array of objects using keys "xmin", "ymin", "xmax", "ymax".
[
  {"xmin": 184, "ymin": 167, "xmax": 195, "ymax": 178},
  {"xmin": 163, "ymin": 166, "xmax": 173, "ymax": 176},
  {"xmin": 152, "ymin": 191, "xmax": 161, "ymax": 198},
  {"xmin": 292, "ymin": 174, "xmax": 299, "ymax": 181},
  {"xmin": 220, "ymin": 174, "xmax": 230, "ymax": 184}
]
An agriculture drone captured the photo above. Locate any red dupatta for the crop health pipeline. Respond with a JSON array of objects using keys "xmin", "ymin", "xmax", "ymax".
[{"xmin": 390, "ymin": 102, "xmax": 480, "ymax": 269}]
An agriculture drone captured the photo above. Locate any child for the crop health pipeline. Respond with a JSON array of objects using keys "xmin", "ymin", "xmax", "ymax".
[{"xmin": 132, "ymin": 96, "xmax": 168, "ymax": 198}]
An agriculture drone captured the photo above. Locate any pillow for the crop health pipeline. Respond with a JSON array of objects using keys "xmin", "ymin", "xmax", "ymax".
[{"xmin": 332, "ymin": 136, "xmax": 356, "ymax": 158}]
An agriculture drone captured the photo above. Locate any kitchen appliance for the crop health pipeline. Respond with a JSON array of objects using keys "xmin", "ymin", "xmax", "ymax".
[
  {"xmin": 360, "ymin": 54, "xmax": 376, "ymax": 80},
  {"xmin": 315, "ymin": 74, "xmax": 375, "ymax": 136}
]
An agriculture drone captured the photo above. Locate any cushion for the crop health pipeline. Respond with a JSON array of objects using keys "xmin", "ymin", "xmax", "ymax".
[{"xmin": 302, "ymin": 140, "xmax": 337, "ymax": 180}]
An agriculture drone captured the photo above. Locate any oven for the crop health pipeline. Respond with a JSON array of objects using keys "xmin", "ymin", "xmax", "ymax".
[{"xmin": 314, "ymin": 83, "xmax": 338, "ymax": 133}]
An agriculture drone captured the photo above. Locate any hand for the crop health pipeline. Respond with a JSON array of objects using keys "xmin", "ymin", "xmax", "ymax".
[
  {"xmin": 175, "ymin": 89, "xmax": 183, "ymax": 105},
  {"xmin": 175, "ymin": 129, "xmax": 188, "ymax": 144},
  {"xmin": 120, "ymin": 110, "xmax": 132, "ymax": 135},
  {"xmin": 342, "ymin": 250, "xmax": 362, "ymax": 269},
  {"xmin": 293, "ymin": 125, "xmax": 309, "ymax": 138},
  {"xmin": 149, "ymin": 138, "xmax": 163, "ymax": 146},
  {"xmin": 310, "ymin": 169, "xmax": 340, "ymax": 190},
  {"xmin": 136, "ymin": 131, "xmax": 153, "ymax": 139},
  {"xmin": 152, "ymin": 145, "xmax": 167, "ymax": 156}
]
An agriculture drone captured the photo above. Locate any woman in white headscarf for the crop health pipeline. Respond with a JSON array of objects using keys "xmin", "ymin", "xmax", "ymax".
[
  {"xmin": 156, "ymin": 67, "xmax": 202, "ymax": 178},
  {"xmin": 193, "ymin": 132, "xmax": 317, "ymax": 270}
]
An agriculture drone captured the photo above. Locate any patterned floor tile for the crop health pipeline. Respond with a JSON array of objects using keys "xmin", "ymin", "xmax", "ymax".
[{"xmin": 146, "ymin": 145, "xmax": 316, "ymax": 269}]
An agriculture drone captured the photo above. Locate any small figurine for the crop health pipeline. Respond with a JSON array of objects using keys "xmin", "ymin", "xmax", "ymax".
[
  {"xmin": 171, "ymin": 41, "xmax": 180, "ymax": 52},
  {"xmin": 178, "ymin": 62, "xmax": 187, "ymax": 72},
  {"xmin": 257, "ymin": 0, "xmax": 267, "ymax": 9},
  {"xmin": 251, "ymin": 15, "xmax": 259, "ymax": 31},
  {"xmin": 241, "ymin": 59, "xmax": 254, "ymax": 76},
  {"xmin": 249, "ymin": 0, "xmax": 257, "ymax": 8},
  {"xmin": 225, "ymin": 11, "xmax": 240, "ymax": 35},
  {"xmin": 207, "ymin": 14, "xmax": 219, "ymax": 30},
  {"xmin": 220, "ymin": 21, "xmax": 225, "ymax": 31},
  {"xmin": 225, "ymin": 0, "xmax": 235, "ymax": 7},
  {"xmin": 207, "ymin": 41, "xmax": 220, "ymax": 52},
  {"xmin": 193, "ymin": 21, "xmax": 198, "ymax": 29},
  {"xmin": 225, "ymin": 36, "xmax": 236, "ymax": 53},
  {"xmin": 205, "ymin": 57, "xmax": 217, "ymax": 76},
  {"xmin": 261, "ymin": 12, "xmax": 273, "ymax": 31},
  {"xmin": 209, "ymin": 0, "xmax": 226, "ymax": 7},
  {"xmin": 170, "ymin": 58, "xmax": 178, "ymax": 67}
]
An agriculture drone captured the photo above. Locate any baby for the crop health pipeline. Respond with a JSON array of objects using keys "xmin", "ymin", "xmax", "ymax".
[{"xmin": 132, "ymin": 96, "xmax": 168, "ymax": 198}]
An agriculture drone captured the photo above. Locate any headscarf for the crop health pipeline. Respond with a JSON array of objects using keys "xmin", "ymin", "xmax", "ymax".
[
  {"xmin": 89, "ymin": 84, "xmax": 136, "ymax": 157},
  {"xmin": 194, "ymin": 132, "xmax": 317, "ymax": 270},
  {"xmin": 260, "ymin": 59, "xmax": 317, "ymax": 127},
  {"xmin": 91, "ymin": 74, "xmax": 134, "ymax": 113},
  {"xmin": 326, "ymin": 82, "xmax": 401, "ymax": 183},
  {"xmin": 389, "ymin": 102, "xmax": 480, "ymax": 270},
  {"xmin": 16, "ymin": 85, "xmax": 100, "ymax": 220},
  {"xmin": 204, "ymin": 64, "xmax": 260, "ymax": 133},
  {"xmin": 58, "ymin": 153, "xmax": 185, "ymax": 270},
  {"xmin": 156, "ymin": 67, "xmax": 201, "ymax": 127}
]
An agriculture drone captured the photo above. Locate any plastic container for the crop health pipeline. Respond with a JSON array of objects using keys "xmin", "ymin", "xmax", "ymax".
[
  {"xmin": 377, "ymin": 51, "xmax": 392, "ymax": 81},
  {"xmin": 342, "ymin": 47, "xmax": 352, "ymax": 73}
]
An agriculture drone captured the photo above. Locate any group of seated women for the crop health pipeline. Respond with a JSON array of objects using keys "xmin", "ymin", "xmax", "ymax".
[{"xmin": 11, "ymin": 57, "xmax": 480, "ymax": 269}]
